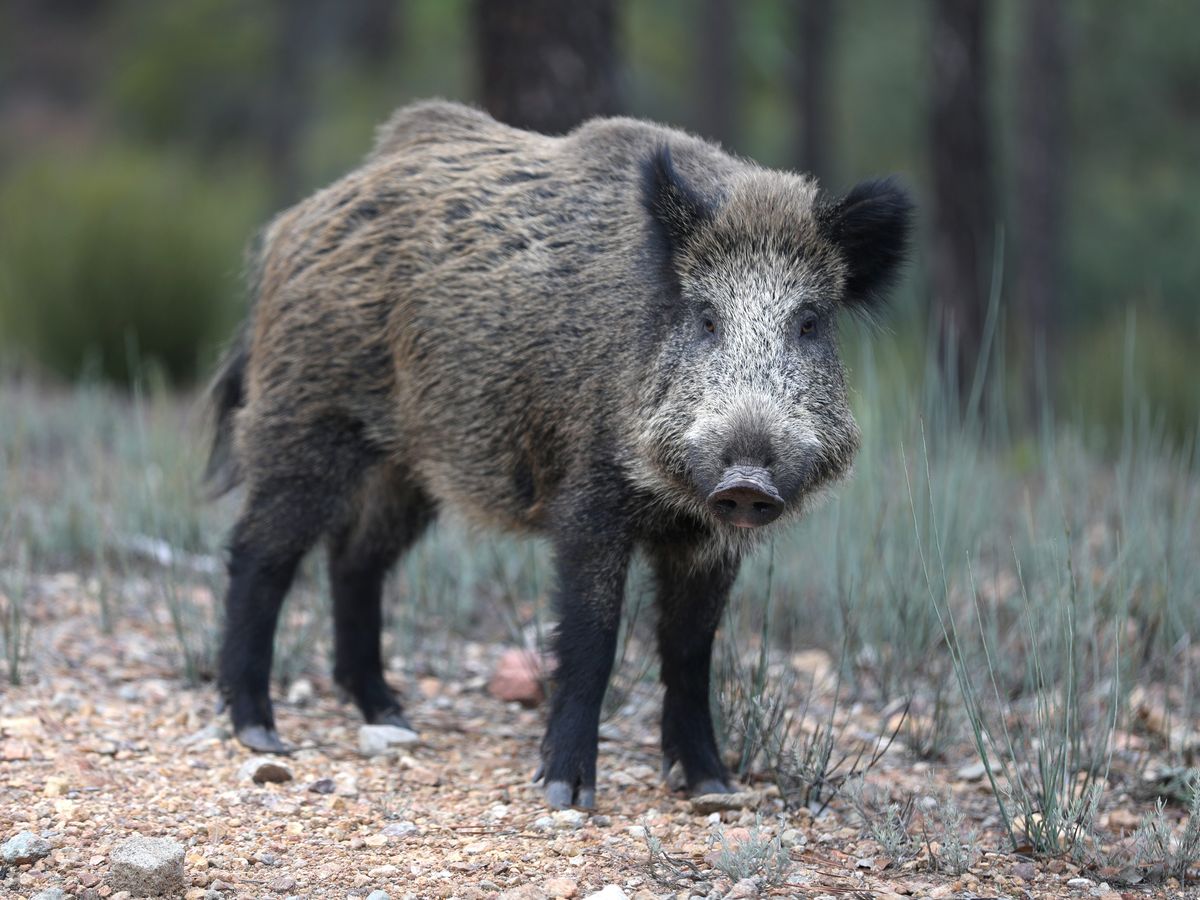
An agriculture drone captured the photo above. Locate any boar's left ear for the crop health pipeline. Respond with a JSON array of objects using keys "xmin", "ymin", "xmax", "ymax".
[
  {"xmin": 642, "ymin": 144, "xmax": 714, "ymax": 262},
  {"xmin": 821, "ymin": 177, "xmax": 914, "ymax": 311}
]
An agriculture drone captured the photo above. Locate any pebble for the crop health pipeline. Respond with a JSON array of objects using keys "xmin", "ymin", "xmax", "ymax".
[
  {"xmin": 583, "ymin": 887, "xmax": 628, "ymax": 900},
  {"xmin": 551, "ymin": 809, "xmax": 587, "ymax": 830},
  {"xmin": 108, "ymin": 835, "xmax": 186, "ymax": 897},
  {"xmin": 544, "ymin": 876, "xmax": 579, "ymax": 898},
  {"xmin": 779, "ymin": 828, "xmax": 804, "ymax": 848},
  {"xmin": 726, "ymin": 879, "xmax": 760, "ymax": 899},
  {"xmin": 1012, "ymin": 862, "xmax": 1037, "ymax": 881},
  {"xmin": 689, "ymin": 791, "xmax": 760, "ymax": 814},
  {"xmin": 2, "ymin": 830, "xmax": 53, "ymax": 864},
  {"xmin": 488, "ymin": 648, "xmax": 545, "ymax": 706},
  {"xmin": 381, "ymin": 820, "xmax": 418, "ymax": 837},
  {"xmin": 31, "ymin": 890, "xmax": 67, "ymax": 900},
  {"xmin": 182, "ymin": 723, "xmax": 229, "ymax": 746},
  {"xmin": 358, "ymin": 724, "xmax": 419, "ymax": 756},
  {"xmin": 269, "ymin": 876, "xmax": 298, "ymax": 892},
  {"xmin": 238, "ymin": 756, "xmax": 293, "ymax": 784},
  {"xmin": 366, "ymin": 892, "xmax": 390, "ymax": 900},
  {"xmin": 955, "ymin": 760, "xmax": 988, "ymax": 781},
  {"xmin": 308, "ymin": 777, "xmax": 336, "ymax": 794},
  {"xmin": 1066, "ymin": 877, "xmax": 1094, "ymax": 889},
  {"xmin": 285, "ymin": 677, "xmax": 315, "ymax": 706}
]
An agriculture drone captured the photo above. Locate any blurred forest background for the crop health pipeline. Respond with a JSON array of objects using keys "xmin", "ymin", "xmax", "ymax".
[{"xmin": 0, "ymin": 0, "xmax": 1197, "ymax": 435}]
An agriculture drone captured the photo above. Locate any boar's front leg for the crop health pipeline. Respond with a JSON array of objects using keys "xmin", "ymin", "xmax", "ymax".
[
  {"xmin": 651, "ymin": 542, "xmax": 739, "ymax": 795},
  {"xmin": 536, "ymin": 508, "xmax": 632, "ymax": 810}
]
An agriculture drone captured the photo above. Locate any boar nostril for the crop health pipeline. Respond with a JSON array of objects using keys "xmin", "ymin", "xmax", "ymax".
[{"xmin": 706, "ymin": 466, "xmax": 784, "ymax": 529}]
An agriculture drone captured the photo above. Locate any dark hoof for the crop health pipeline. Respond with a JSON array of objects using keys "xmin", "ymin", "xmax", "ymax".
[
  {"xmin": 690, "ymin": 777, "xmax": 735, "ymax": 796},
  {"xmin": 236, "ymin": 725, "xmax": 291, "ymax": 754},
  {"xmin": 541, "ymin": 779, "xmax": 596, "ymax": 809},
  {"xmin": 544, "ymin": 780, "xmax": 574, "ymax": 809},
  {"xmin": 370, "ymin": 708, "xmax": 416, "ymax": 731}
]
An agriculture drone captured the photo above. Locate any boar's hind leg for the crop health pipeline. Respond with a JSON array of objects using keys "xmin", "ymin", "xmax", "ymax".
[
  {"xmin": 328, "ymin": 468, "xmax": 433, "ymax": 728},
  {"xmin": 220, "ymin": 418, "xmax": 370, "ymax": 754},
  {"xmin": 651, "ymin": 543, "xmax": 739, "ymax": 795},
  {"xmin": 537, "ymin": 508, "xmax": 633, "ymax": 810}
]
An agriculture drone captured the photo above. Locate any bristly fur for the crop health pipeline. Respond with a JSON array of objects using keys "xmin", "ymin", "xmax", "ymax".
[{"xmin": 206, "ymin": 100, "xmax": 913, "ymax": 805}]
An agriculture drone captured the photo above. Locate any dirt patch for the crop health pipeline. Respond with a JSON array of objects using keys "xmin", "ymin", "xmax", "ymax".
[{"xmin": 0, "ymin": 578, "xmax": 1185, "ymax": 899}]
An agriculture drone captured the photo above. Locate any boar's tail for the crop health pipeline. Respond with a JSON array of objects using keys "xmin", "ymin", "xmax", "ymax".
[{"xmin": 202, "ymin": 324, "xmax": 248, "ymax": 498}]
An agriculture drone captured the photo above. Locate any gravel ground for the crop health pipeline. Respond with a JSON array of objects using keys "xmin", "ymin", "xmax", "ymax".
[{"xmin": 0, "ymin": 574, "xmax": 1189, "ymax": 899}]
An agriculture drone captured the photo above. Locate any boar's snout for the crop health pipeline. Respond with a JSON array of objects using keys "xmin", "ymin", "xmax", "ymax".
[{"xmin": 706, "ymin": 466, "xmax": 783, "ymax": 528}]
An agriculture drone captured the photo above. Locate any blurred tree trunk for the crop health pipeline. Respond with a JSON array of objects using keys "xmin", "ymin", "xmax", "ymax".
[
  {"xmin": 696, "ymin": 0, "xmax": 738, "ymax": 148},
  {"xmin": 265, "ymin": 0, "xmax": 325, "ymax": 207},
  {"xmin": 473, "ymin": 0, "xmax": 618, "ymax": 134},
  {"xmin": 344, "ymin": 0, "xmax": 402, "ymax": 70},
  {"xmin": 929, "ymin": 0, "xmax": 995, "ymax": 393},
  {"xmin": 792, "ymin": 0, "xmax": 834, "ymax": 184},
  {"xmin": 1014, "ymin": 0, "xmax": 1067, "ymax": 418}
]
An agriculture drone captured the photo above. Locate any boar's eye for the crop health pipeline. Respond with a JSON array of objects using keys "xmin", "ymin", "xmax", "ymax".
[
  {"xmin": 698, "ymin": 310, "xmax": 719, "ymax": 338},
  {"xmin": 797, "ymin": 314, "xmax": 819, "ymax": 338},
  {"xmin": 703, "ymin": 317, "xmax": 717, "ymax": 334}
]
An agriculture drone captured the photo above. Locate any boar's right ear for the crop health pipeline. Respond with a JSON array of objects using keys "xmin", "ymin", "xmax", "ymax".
[
  {"xmin": 642, "ymin": 145, "xmax": 713, "ymax": 266},
  {"xmin": 822, "ymin": 177, "xmax": 914, "ymax": 312}
]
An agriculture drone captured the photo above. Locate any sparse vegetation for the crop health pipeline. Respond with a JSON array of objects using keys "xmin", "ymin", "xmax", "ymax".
[{"xmin": 707, "ymin": 816, "xmax": 792, "ymax": 885}]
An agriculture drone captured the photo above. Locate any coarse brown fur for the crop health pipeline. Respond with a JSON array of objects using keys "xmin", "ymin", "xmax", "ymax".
[{"xmin": 208, "ymin": 100, "xmax": 912, "ymax": 808}]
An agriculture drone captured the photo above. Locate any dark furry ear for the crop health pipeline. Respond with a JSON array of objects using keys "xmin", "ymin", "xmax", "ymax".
[
  {"xmin": 641, "ymin": 144, "xmax": 713, "ymax": 258},
  {"xmin": 822, "ymin": 177, "xmax": 914, "ymax": 309}
]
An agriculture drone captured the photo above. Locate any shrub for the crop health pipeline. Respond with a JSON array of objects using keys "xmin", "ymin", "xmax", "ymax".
[{"xmin": 0, "ymin": 147, "xmax": 264, "ymax": 385}]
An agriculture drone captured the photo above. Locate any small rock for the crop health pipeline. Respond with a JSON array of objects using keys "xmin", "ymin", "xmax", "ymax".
[
  {"xmin": 269, "ymin": 876, "xmax": 298, "ymax": 892},
  {"xmin": 31, "ymin": 889, "xmax": 67, "ymax": 900},
  {"xmin": 2, "ymin": 830, "xmax": 52, "ymax": 864},
  {"xmin": 285, "ymin": 678, "xmax": 315, "ymax": 706},
  {"xmin": 308, "ymin": 777, "xmax": 336, "ymax": 794},
  {"xmin": 1066, "ymin": 877, "xmax": 1093, "ymax": 889},
  {"xmin": 545, "ymin": 876, "xmax": 579, "ymax": 898},
  {"xmin": 551, "ymin": 809, "xmax": 587, "ymax": 830},
  {"xmin": 726, "ymin": 879, "xmax": 760, "ymax": 899},
  {"xmin": 181, "ymin": 722, "xmax": 230, "ymax": 746},
  {"xmin": 381, "ymin": 821, "xmax": 418, "ymax": 837},
  {"xmin": 583, "ymin": 887, "xmax": 628, "ymax": 900},
  {"xmin": 1012, "ymin": 862, "xmax": 1038, "ymax": 881},
  {"xmin": 488, "ymin": 648, "xmax": 545, "ymax": 706},
  {"xmin": 334, "ymin": 773, "xmax": 360, "ymax": 797},
  {"xmin": 779, "ymin": 828, "xmax": 804, "ymax": 848},
  {"xmin": 955, "ymin": 760, "xmax": 988, "ymax": 781},
  {"xmin": 366, "ymin": 892, "xmax": 390, "ymax": 900},
  {"xmin": 108, "ymin": 835, "xmax": 186, "ymax": 897},
  {"xmin": 689, "ymin": 791, "xmax": 760, "ymax": 814},
  {"xmin": 43, "ymin": 776, "xmax": 70, "ymax": 797},
  {"xmin": 499, "ymin": 887, "xmax": 551, "ymax": 900},
  {"xmin": 358, "ymin": 724, "xmax": 419, "ymax": 756},
  {"xmin": 239, "ymin": 756, "xmax": 293, "ymax": 784}
]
